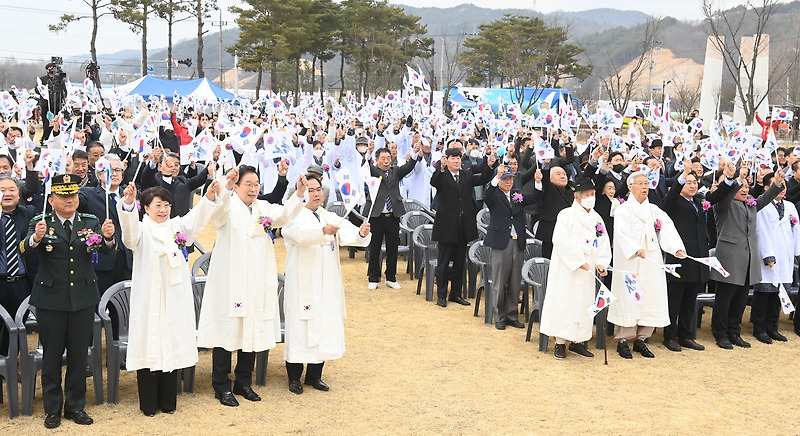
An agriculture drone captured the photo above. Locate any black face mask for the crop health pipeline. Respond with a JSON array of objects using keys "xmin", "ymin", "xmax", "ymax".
[{"xmin": 612, "ymin": 164, "xmax": 625, "ymax": 173}]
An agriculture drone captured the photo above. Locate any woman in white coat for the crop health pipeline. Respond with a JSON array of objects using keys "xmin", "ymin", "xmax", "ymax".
[
  {"xmin": 282, "ymin": 176, "xmax": 371, "ymax": 394},
  {"xmin": 198, "ymin": 165, "xmax": 307, "ymax": 407},
  {"xmin": 540, "ymin": 176, "xmax": 612, "ymax": 360},
  {"xmin": 118, "ymin": 180, "xmax": 221, "ymax": 416},
  {"xmin": 609, "ymin": 172, "xmax": 686, "ymax": 359},
  {"xmin": 753, "ymin": 171, "xmax": 800, "ymax": 343}
]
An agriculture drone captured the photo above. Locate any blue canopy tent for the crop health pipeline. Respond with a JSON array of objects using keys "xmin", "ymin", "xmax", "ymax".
[
  {"xmin": 446, "ymin": 87, "xmax": 478, "ymax": 109},
  {"xmin": 116, "ymin": 76, "xmax": 238, "ymax": 102},
  {"xmin": 481, "ymin": 88, "xmax": 577, "ymax": 113}
]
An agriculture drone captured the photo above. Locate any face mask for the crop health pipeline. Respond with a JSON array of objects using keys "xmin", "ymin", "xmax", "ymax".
[
  {"xmin": 470, "ymin": 150, "xmax": 481, "ymax": 159},
  {"xmin": 313, "ymin": 149, "xmax": 323, "ymax": 159},
  {"xmin": 356, "ymin": 145, "xmax": 368, "ymax": 154},
  {"xmin": 612, "ymin": 164, "xmax": 625, "ymax": 173},
  {"xmin": 13, "ymin": 137, "xmax": 22, "ymax": 148},
  {"xmin": 580, "ymin": 195, "xmax": 596, "ymax": 210}
]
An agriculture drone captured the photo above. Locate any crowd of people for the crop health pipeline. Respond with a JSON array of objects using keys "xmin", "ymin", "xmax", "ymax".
[{"xmin": 0, "ymin": 74, "xmax": 798, "ymax": 427}]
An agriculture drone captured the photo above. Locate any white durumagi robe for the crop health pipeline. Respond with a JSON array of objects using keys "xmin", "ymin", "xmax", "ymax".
[
  {"xmin": 757, "ymin": 201, "xmax": 800, "ymax": 286},
  {"xmin": 539, "ymin": 202, "xmax": 612, "ymax": 342},
  {"xmin": 608, "ymin": 197, "xmax": 685, "ymax": 328},
  {"xmin": 282, "ymin": 207, "xmax": 371, "ymax": 363},
  {"xmin": 197, "ymin": 190, "xmax": 305, "ymax": 352},
  {"xmin": 119, "ymin": 196, "xmax": 219, "ymax": 372}
]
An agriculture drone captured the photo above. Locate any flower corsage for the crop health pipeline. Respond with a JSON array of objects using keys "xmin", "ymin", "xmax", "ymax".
[
  {"xmin": 654, "ymin": 219, "xmax": 662, "ymax": 231},
  {"xmin": 746, "ymin": 198, "xmax": 757, "ymax": 207},
  {"xmin": 595, "ymin": 223, "xmax": 605, "ymax": 237},
  {"xmin": 79, "ymin": 229, "xmax": 104, "ymax": 265},
  {"xmin": 702, "ymin": 201, "xmax": 711, "ymax": 211},
  {"xmin": 259, "ymin": 216, "xmax": 275, "ymax": 242},
  {"xmin": 791, "ymin": 215, "xmax": 798, "ymax": 227},
  {"xmin": 511, "ymin": 193, "xmax": 523, "ymax": 204},
  {"xmin": 174, "ymin": 232, "xmax": 189, "ymax": 261}
]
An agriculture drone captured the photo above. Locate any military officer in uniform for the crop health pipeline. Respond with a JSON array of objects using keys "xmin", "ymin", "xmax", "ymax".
[{"xmin": 21, "ymin": 174, "xmax": 116, "ymax": 429}]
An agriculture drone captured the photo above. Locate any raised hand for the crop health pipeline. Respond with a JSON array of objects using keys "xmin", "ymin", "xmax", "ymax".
[
  {"xmin": 206, "ymin": 180, "xmax": 220, "ymax": 202},
  {"xmin": 123, "ymin": 182, "xmax": 137, "ymax": 205},
  {"xmin": 101, "ymin": 219, "xmax": 115, "ymax": 239},
  {"xmin": 296, "ymin": 174, "xmax": 308, "ymax": 197},
  {"xmin": 226, "ymin": 167, "xmax": 239, "ymax": 191}
]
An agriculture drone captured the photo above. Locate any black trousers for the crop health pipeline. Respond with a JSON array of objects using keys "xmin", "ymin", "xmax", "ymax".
[
  {"xmin": 211, "ymin": 347, "xmax": 255, "ymax": 394},
  {"xmin": 711, "ymin": 281, "xmax": 750, "ymax": 340},
  {"xmin": 664, "ymin": 281, "xmax": 702, "ymax": 340},
  {"xmin": 367, "ymin": 215, "xmax": 400, "ymax": 283},
  {"xmin": 285, "ymin": 361, "xmax": 324, "ymax": 382},
  {"xmin": 0, "ymin": 275, "xmax": 32, "ymax": 354},
  {"xmin": 536, "ymin": 220, "xmax": 555, "ymax": 259},
  {"xmin": 751, "ymin": 291, "xmax": 781, "ymax": 335},
  {"xmin": 435, "ymin": 224, "xmax": 467, "ymax": 300},
  {"xmin": 37, "ymin": 305, "xmax": 95, "ymax": 414},
  {"xmin": 136, "ymin": 369, "xmax": 177, "ymax": 415}
]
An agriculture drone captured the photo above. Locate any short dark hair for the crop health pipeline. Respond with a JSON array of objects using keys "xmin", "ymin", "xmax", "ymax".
[
  {"xmin": 6, "ymin": 126, "xmax": 22, "ymax": 135},
  {"xmin": 777, "ymin": 147, "xmax": 787, "ymax": 155},
  {"xmin": 237, "ymin": 165, "xmax": 258, "ymax": 185},
  {"xmin": 0, "ymin": 155, "xmax": 13, "ymax": 168},
  {"xmin": 446, "ymin": 139, "xmax": 463, "ymax": 149},
  {"xmin": 140, "ymin": 186, "xmax": 173, "ymax": 208},
  {"xmin": 86, "ymin": 141, "xmax": 104, "ymax": 153},
  {"xmin": 608, "ymin": 151, "xmax": 623, "ymax": 162},
  {"xmin": 643, "ymin": 156, "xmax": 656, "ymax": 167},
  {"xmin": 374, "ymin": 147, "xmax": 391, "ymax": 159},
  {"xmin": 444, "ymin": 148, "xmax": 462, "ymax": 158},
  {"xmin": 791, "ymin": 160, "xmax": 800, "ymax": 172},
  {"xmin": 72, "ymin": 149, "xmax": 89, "ymax": 161}
]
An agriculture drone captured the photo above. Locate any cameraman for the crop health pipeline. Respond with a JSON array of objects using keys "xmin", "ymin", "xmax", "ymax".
[{"xmin": 37, "ymin": 61, "xmax": 67, "ymax": 144}]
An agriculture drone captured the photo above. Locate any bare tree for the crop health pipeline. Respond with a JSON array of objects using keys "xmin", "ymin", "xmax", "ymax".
[
  {"xmin": 192, "ymin": 0, "xmax": 218, "ymax": 78},
  {"xmin": 49, "ymin": 0, "xmax": 113, "ymax": 63},
  {"xmin": 669, "ymin": 73, "xmax": 703, "ymax": 117},
  {"xmin": 593, "ymin": 18, "xmax": 662, "ymax": 116},
  {"xmin": 418, "ymin": 25, "xmax": 470, "ymax": 111},
  {"xmin": 703, "ymin": 0, "xmax": 800, "ymax": 124}
]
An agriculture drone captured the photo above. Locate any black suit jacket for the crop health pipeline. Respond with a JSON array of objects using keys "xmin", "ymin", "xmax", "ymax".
[
  {"xmin": 430, "ymin": 164, "xmax": 493, "ymax": 243},
  {"xmin": 3, "ymin": 205, "xmax": 38, "ymax": 278},
  {"xmin": 663, "ymin": 178, "xmax": 710, "ymax": 283},
  {"xmin": 364, "ymin": 157, "xmax": 418, "ymax": 218},
  {"xmin": 141, "ymin": 164, "xmax": 209, "ymax": 217},
  {"xmin": 483, "ymin": 183, "xmax": 536, "ymax": 251},
  {"xmin": 78, "ymin": 185, "xmax": 133, "ymax": 271}
]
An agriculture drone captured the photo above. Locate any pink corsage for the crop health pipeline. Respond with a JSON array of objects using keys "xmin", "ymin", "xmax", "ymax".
[
  {"xmin": 259, "ymin": 216, "xmax": 275, "ymax": 242},
  {"xmin": 322, "ymin": 164, "xmax": 330, "ymax": 172},
  {"xmin": 85, "ymin": 232, "xmax": 104, "ymax": 265},
  {"xmin": 746, "ymin": 198, "xmax": 757, "ymax": 207},
  {"xmin": 619, "ymin": 197, "xmax": 626, "ymax": 204},
  {"xmin": 791, "ymin": 215, "xmax": 798, "ymax": 227},
  {"xmin": 595, "ymin": 223, "xmax": 605, "ymax": 237},
  {"xmin": 511, "ymin": 193, "xmax": 523, "ymax": 204},
  {"xmin": 174, "ymin": 232, "xmax": 189, "ymax": 261},
  {"xmin": 654, "ymin": 219, "xmax": 662, "ymax": 231},
  {"xmin": 702, "ymin": 201, "xmax": 711, "ymax": 211}
]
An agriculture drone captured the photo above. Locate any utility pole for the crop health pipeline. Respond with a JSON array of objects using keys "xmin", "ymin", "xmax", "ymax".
[
  {"xmin": 212, "ymin": 9, "xmax": 227, "ymax": 88},
  {"xmin": 234, "ymin": 53, "xmax": 239, "ymax": 97}
]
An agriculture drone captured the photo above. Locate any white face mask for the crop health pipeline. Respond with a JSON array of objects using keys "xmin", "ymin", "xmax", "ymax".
[
  {"xmin": 469, "ymin": 149, "xmax": 481, "ymax": 159},
  {"xmin": 579, "ymin": 195, "xmax": 595, "ymax": 210},
  {"xmin": 12, "ymin": 137, "xmax": 22, "ymax": 148},
  {"xmin": 313, "ymin": 149, "xmax": 324, "ymax": 159}
]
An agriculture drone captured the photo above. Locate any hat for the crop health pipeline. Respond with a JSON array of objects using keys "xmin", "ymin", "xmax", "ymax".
[
  {"xmin": 355, "ymin": 136, "xmax": 369, "ymax": 145},
  {"xmin": 499, "ymin": 170, "xmax": 514, "ymax": 179},
  {"xmin": 649, "ymin": 139, "xmax": 663, "ymax": 148},
  {"xmin": 307, "ymin": 164, "xmax": 324, "ymax": 175},
  {"xmin": 51, "ymin": 174, "xmax": 80, "ymax": 195},
  {"xmin": 573, "ymin": 175, "xmax": 595, "ymax": 192}
]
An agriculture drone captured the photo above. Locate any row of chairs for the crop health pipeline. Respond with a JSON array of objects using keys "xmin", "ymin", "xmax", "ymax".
[{"xmin": 0, "ymin": 252, "xmax": 285, "ymax": 418}]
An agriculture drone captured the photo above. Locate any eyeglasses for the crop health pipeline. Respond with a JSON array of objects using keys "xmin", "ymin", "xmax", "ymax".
[{"xmin": 111, "ymin": 168, "xmax": 124, "ymax": 174}]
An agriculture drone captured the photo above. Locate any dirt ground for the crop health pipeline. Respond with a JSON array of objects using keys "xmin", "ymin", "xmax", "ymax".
[{"xmin": 2, "ymin": 223, "xmax": 800, "ymax": 435}]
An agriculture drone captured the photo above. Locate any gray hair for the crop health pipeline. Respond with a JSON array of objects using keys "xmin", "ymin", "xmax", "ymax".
[
  {"xmin": 626, "ymin": 171, "xmax": 648, "ymax": 186},
  {"xmin": 0, "ymin": 173, "xmax": 21, "ymax": 191},
  {"xmin": 96, "ymin": 153, "xmax": 123, "ymax": 180}
]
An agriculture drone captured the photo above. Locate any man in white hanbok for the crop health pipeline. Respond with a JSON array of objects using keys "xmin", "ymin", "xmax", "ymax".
[
  {"xmin": 198, "ymin": 166, "xmax": 307, "ymax": 407},
  {"xmin": 282, "ymin": 176, "xmax": 371, "ymax": 394},
  {"xmin": 609, "ymin": 172, "xmax": 686, "ymax": 359},
  {"xmin": 540, "ymin": 176, "xmax": 612, "ymax": 360},
  {"xmin": 753, "ymin": 171, "xmax": 800, "ymax": 343}
]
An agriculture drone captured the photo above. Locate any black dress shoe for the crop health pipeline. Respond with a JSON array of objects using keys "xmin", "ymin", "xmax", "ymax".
[
  {"xmin": 304, "ymin": 378, "xmax": 330, "ymax": 391},
  {"xmin": 754, "ymin": 332, "xmax": 773, "ymax": 344},
  {"xmin": 716, "ymin": 337, "xmax": 733, "ymax": 349},
  {"xmin": 289, "ymin": 379, "xmax": 304, "ymax": 394},
  {"xmin": 730, "ymin": 335, "xmax": 751, "ymax": 348},
  {"xmin": 436, "ymin": 298, "xmax": 447, "ymax": 308},
  {"xmin": 44, "ymin": 413, "xmax": 61, "ymax": 429},
  {"xmin": 64, "ymin": 410, "xmax": 93, "ymax": 425},
  {"xmin": 232, "ymin": 384, "xmax": 262, "ymax": 401},
  {"xmin": 506, "ymin": 320, "xmax": 524, "ymax": 329},
  {"xmin": 678, "ymin": 338, "xmax": 705, "ymax": 351},
  {"xmin": 768, "ymin": 331, "xmax": 788, "ymax": 342},
  {"xmin": 495, "ymin": 322, "xmax": 506, "ymax": 330},
  {"xmin": 448, "ymin": 296, "xmax": 470, "ymax": 306},
  {"xmin": 617, "ymin": 341, "xmax": 633, "ymax": 359},
  {"xmin": 161, "ymin": 409, "xmax": 175, "ymax": 414},
  {"xmin": 662, "ymin": 338, "xmax": 682, "ymax": 352},
  {"xmin": 568, "ymin": 342, "xmax": 594, "ymax": 358},
  {"xmin": 215, "ymin": 391, "xmax": 239, "ymax": 407},
  {"xmin": 633, "ymin": 339, "xmax": 655, "ymax": 358},
  {"xmin": 554, "ymin": 343, "xmax": 566, "ymax": 360}
]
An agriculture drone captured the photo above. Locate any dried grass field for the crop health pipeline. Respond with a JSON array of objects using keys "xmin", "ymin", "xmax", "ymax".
[{"xmin": 1, "ymin": 224, "xmax": 799, "ymax": 435}]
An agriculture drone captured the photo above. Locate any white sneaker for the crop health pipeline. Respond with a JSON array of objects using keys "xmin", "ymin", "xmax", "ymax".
[
  {"xmin": 368, "ymin": 282, "xmax": 379, "ymax": 290},
  {"xmin": 385, "ymin": 281, "xmax": 402, "ymax": 290}
]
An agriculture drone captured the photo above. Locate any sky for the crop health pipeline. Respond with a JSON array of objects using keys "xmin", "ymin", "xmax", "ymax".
[{"xmin": 0, "ymin": 0, "xmax": 754, "ymax": 66}]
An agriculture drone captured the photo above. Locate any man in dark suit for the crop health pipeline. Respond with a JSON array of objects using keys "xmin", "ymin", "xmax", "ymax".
[
  {"xmin": 483, "ymin": 165, "xmax": 536, "ymax": 329},
  {"xmin": 140, "ymin": 151, "xmax": 210, "ymax": 218},
  {"xmin": 78, "ymin": 155, "xmax": 132, "ymax": 299},
  {"xmin": 706, "ymin": 161, "xmax": 784, "ymax": 349},
  {"xmin": 364, "ymin": 147, "xmax": 419, "ymax": 290},
  {"xmin": 662, "ymin": 164, "xmax": 710, "ymax": 352},
  {"xmin": 532, "ymin": 163, "xmax": 573, "ymax": 259},
  {"xmin": 430, "ymin": 148, "xmax": 495, "ymax": 307},
  {"xmin": 0, "ymin": 175, "xmax": 37, "ymax": 355},
  {"xmin": 21, "ymin": 174, "xmax": 116, "ymax": 429}
]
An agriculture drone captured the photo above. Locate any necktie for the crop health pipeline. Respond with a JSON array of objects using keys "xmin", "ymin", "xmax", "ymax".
[
  {"xmin": 64, "ymin": 219, "xmax": 72, "ymax": 235},
  {"xmin": 688, "ymin": 198, "xmax": 698, "ymax": 215},
  {"xmin": 4, "ymin": 214, "xmax": 19, "ymax": 276},
  {"xmin": 454, "ymin": 173, "xmax": 460, "ymax": 185},
  {"xmin": 110, "ymin": 192, "xmax": 117, "ymax": 206},
  {"xmin": 776, "ymin": 201, "xmax": 784, "ymax": 220},
  {"xmin": 384, "ymin": 171, "xmax": 393, "ymax": 212}
]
